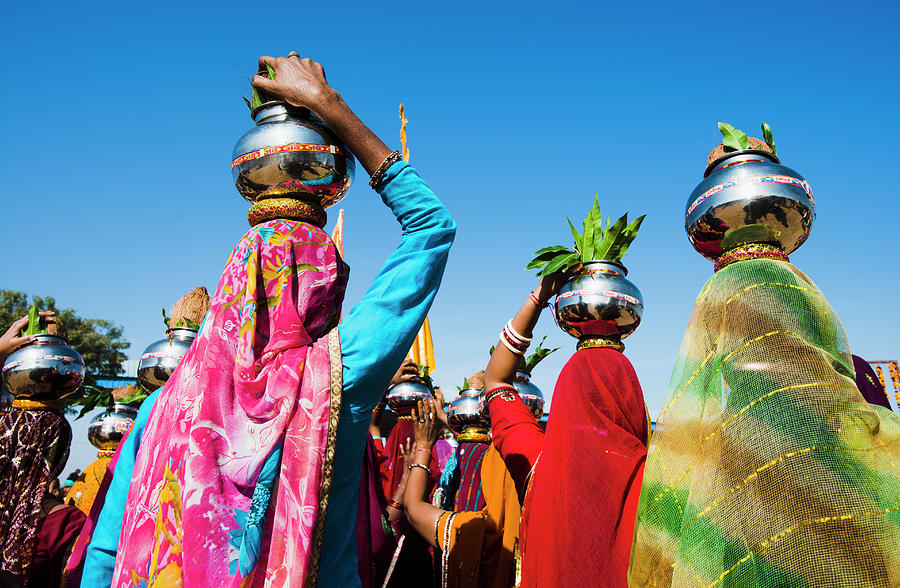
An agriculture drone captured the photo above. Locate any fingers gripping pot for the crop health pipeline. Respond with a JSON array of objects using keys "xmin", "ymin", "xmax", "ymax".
[
  {"xmin": 448, "ymin": 389, "xmax": 490, "ymax": 443},
  {"xmin": 686, "ymin": 150, "xmax": 815, "ymax": 262},
  {"xmin": 137, "ymin": 327, "xmax": 197, "ymax": 392},
  {"xmin": 554, "ymin": 261, "xmax": 644, "ymax": 349},
  {"xmin": 2, "ymin": 334, "xmax": 85, "ymax": 401},
  {"xmin": 232, "ymin": 101, "xmax": 356, "ymax": 227}
]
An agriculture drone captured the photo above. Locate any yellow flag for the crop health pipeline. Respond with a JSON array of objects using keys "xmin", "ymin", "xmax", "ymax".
[
  {"xmin": 330, "ymin": 208, "xmax": 344, "ymax": 257},
  {"xmin": 407, "ymin": 317, "xmax": 436, "ymax": 373}
]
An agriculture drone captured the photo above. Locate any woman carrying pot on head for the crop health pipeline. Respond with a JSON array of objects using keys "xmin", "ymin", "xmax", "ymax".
[
  {"xmin": 82, "ymin": 53, "xmax": 456, "ymax": 588},
  {"xmin": 402, "ymin": 397, "xmax": 522, "ymax": 588},
  {"xmin": 630, "ymin": 125, "xmax": 900, "ymax": 587},
  {"xmin": 481, "ymin": 268, "xmax": 650, "ymax": 588},
  {"xmin": 0, "ymin": 314, "xmax": 87, "ymax": 588}
]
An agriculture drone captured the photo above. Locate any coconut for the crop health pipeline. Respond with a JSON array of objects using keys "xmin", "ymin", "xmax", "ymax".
[
  {"xmin": 706, "ymin": 137, "xmax": 773, "ymax": 167},
  {"xmin": 168, "ymin": 287, "xmax": 211, "ymax": 329},
  {"xmin": 45, "ymin": 317, "xmax": 64, "ymax": 336},
  {"xmin": 111, "ymin": 384, "xmax": 141, "ymax": 402},
  {"xmin": 467, "ymin": 370, "xmax": 485, "ymax": 390}
]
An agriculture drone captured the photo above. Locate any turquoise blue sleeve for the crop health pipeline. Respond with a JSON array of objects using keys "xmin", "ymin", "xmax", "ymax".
[
  {"xmin": 81, "ymin": 389, "xmax": 160, "ymax": 586},
  {"xmin": 337, "ymin": 160, "xmax": 456, "ymax": 419},
  {"xmin": 319, "ymin": 160, "xmax": 456, "ymax": 587}
]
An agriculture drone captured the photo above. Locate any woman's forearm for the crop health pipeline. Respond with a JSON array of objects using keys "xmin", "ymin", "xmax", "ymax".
[
  {"xmin": 483, "ymin": 291, "xmax": 546, "ymax": 391},
  {"xmin": 403, "ymin": 466, "xmax": 445, "ymax": 548},
  {"xmin": 311, "ymin": 92, "xmax": 392, "ymax": 175}
]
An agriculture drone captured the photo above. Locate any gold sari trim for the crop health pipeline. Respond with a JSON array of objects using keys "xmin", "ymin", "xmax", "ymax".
[{"xmin": 307, "ymin": 327, "xmax": 343, "ymax": 587}]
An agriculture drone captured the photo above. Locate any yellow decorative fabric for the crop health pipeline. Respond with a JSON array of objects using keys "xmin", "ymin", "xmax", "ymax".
[
  {"xmin": 65, "ymin": 456, "xmax": 111, "ymax": 516},
  {"xmin": 630, "ymin": 259, "xmax": 900, "ymax": 587}
]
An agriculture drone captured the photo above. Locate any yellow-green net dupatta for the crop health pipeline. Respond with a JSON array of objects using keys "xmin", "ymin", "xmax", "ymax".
[{"xmin": 629, "ymin": 259, "xmax": 900, "ymax": 588}]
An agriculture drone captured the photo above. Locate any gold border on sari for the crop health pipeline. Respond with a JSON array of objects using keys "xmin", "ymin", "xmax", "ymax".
[{"xmin": 307, "ymin": 327, "xmax": 343, "ymax": 586}]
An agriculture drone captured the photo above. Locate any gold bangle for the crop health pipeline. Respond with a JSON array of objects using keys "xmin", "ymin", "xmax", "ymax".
[{"xmin": 12, "ymin": 398, "xmax": 67, "ymax": 411}]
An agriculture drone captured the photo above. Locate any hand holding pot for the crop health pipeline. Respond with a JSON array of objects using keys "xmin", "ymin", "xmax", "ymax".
[
  {"xmin": 535, "ymin": 264, "xmax": 582, "ymax": 303},
  {"xmin": 411, "ymin": 398, "xmax": 440, "ymax": 450},
  {"xmin": 252, "ymin": 54, "xmax": 336, "ymax": 113},
  {"xmin": 0, "ymin": 312, "xmax": 55, "ymax": 365}
]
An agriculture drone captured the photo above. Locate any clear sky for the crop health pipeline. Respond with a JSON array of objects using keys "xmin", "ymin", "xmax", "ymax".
[{"xmin": 3, "ymin": 0, "xmax": 899, "ymax": 477}]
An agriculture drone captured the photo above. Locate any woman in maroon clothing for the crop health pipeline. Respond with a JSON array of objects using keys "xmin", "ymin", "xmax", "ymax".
[{"xmin": 483, "ymin": 272, "xmax": 650, "ymax": 588}]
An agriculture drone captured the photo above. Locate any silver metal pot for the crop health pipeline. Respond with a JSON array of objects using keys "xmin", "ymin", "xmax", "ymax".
[
  {"xmin": 2, "ymin": 334, "xmax": 85, "ymax": 401},
  {"xmin": 448, "ymin": 389, "xmax": 488, "ymax": 432},
  {"xmin": 384, "ymin": 378, "xmax": 433, "ymax": 414},
  {"xmin": 555, "ymin": 261, "xmax": 643, "ymax": 340},
  {"xmin": 513, "ymin": 371, "xmax": 545, "ymax": 419},
  {"xmin": 686, "ymin": 150, "xmax": 815, "ymax": 260},
  {"xmin": 137, "ymin": 327, "xmax": 197, "ymax": 392},
  {"xmin": 87, "ymin": 403, "xmax": 139, "ymax": 450},
  {"xmin": 232, "ymin": 101, "xmax": 355, "ymax": 207}
]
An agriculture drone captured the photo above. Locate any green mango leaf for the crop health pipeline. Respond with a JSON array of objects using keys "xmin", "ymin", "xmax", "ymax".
[
  {"xmin": 718, "ymin": 122, "xmax": 749, "ymax": 150},
  {"xmin": 522, "ymin": 336, "xmax": 560, "ymax": 374},
  {"xmin": 761, "ymin": 121, "xmax": 777, "ymax": 155},
  {"xmin": 594, "ymin": 214, "xmax": 627, "ymax": 261},
  {"xmin": 265, "ymin": 63, "xmax": 276, "ymax": 80},
  {"xmin": 526, "ymin": 246, "xmax": 573, "ymax": 270},
  {"xmin": 582, "ymin": 195, "xmax": 600, "ymax": 262},
  {"xmin": 23, "ymin": 303, "xmax": 42, "ymax": 336},
  {"xmin": 162, "ymin": 307, "xmax": 170, "ymax": 329},
  {"xmin": 457, "ymin": 377, "xmax": 469, "ymax": 392},
  {"xmin": 613, "ymin": 214, "xmax": 646, "ymax": 260},
  {"xmin": 538, "ymin": 252, "xmax": 579, "ymax": 276},
  {"xmin": 567, "ymin": 218, "xmax": 583, "ymax": 254},
  {"xmin": 176, "ymin": 317, "xmax": 201, "ymax": 330},
  {"xmin": 242, "ymin": 96, "xmax": 252, "ymax": 110}
]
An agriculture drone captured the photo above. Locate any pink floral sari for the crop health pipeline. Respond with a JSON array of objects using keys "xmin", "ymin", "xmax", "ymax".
[{"xmin": 113, "ymin": 219, "xmax": 347, "ymax": 587}]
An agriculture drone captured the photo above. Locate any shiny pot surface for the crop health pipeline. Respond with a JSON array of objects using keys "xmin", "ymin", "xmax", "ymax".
[
  {"xmin": 513, "ymin": 371, "xmax": 545, "ymax": 419},
  {"xmin": 555, "ymin": 261, "xmax": 643, "ymax": 340},
  {"xmin": 686, "ymin": 150, "xmax": 815, "ymax": 260},
  {"xmin": 88, "ymin": 403, "xmax": 139, "ymax": 450},
  {"xmin": 448, "ymin": 389, "xmax": 487, "ymax": 432},
  {"xmin": 385, "ymin": 378, "xmax": 433, "ymax": 413},
  {"xmin": 2, "ymin": 335, "xmax": 85, "ymax": 401},
  {"xmin": 232, "ymin": 102, "xmax": 355, "ymax": 207},
  {"xmin": 137, "ymin": 328, "xmax": 197, "ymax": 392}
]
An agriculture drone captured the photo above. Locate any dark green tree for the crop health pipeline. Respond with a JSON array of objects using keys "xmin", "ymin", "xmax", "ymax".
[{"xmin": 0, "ymin": 289, "xmax": 130, "ymax": 387}]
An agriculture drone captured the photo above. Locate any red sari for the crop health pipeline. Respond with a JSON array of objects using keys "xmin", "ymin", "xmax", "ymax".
[{"xmin": 489, "ymin": 347, "xmax": 648, "ymax": 587}]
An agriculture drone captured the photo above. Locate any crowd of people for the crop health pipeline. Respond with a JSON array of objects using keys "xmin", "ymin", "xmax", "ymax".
[{"xmin": 1, "ymin": 52, "xmax": 899, "ymax": 588}]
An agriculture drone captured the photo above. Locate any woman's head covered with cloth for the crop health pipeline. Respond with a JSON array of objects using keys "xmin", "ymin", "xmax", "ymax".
[{"xmin": 113, "ymin": 218, "xmax": 348, "ymax": 587}]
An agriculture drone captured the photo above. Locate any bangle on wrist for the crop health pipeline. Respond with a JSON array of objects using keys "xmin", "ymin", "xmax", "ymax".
[
  {"xmin": 408, "ymin": 462, "xmax": 432, "ymax": 476},
  {"xmin": 387, "ymin": 499, "xmax": 404, "ymax": 511},
  {"xmin": 415, "ymin": 448, "xmax": 432, "ymax": 455},
  {"xmin": 529, "ymin": 290, "xmax": 550, "ymax": 308},
  {"xmin": 369, "ymin": 151, "xmax": 402, "ymax": 189}
]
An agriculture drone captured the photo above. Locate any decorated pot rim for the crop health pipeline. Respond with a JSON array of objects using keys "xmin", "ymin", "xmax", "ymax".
[
  {"xmin": 250, "ymin": 100, "xmax": 314, "ymax": 122},
  {"xmin": 704, "ymin": 149, "xmax": 780, "ymax": 178}
]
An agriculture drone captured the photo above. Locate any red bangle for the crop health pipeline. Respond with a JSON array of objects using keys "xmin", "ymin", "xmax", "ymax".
[
  {"xmin": 387, "ymin": 499, "xmax": 404, "ymax": 511},
  {"xmin": 529, "ymin": 290, "xmax": 549, "ymax": 308},
  {"xmin": 415, "ymin": 448, "xmax": 432, "ymax": 455},
  {"xmin": 502, "ymin": 329, "xmax": 529, "ymax": 351}
]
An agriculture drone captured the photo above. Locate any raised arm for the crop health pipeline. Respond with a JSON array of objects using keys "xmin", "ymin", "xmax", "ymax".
[{"xmin": 483, "ymin": 272, "xmax": 571, "ymax": 491}]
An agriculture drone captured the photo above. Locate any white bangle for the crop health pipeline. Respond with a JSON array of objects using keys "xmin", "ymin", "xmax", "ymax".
[
  {"xmin": 505, "ymin": 320, "xmax": 532, "ymax": 345},
  {"xmin": 499, "ymin": 336, "xmax": 526, "ymax": 356}
]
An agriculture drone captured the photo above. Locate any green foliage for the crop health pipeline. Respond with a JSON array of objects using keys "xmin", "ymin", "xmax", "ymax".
[
  {"xmin": 525, "ymin": 196, "xmax": 646, "ymax": 276},
  {"xmin": 718, "ymin": 122, "xmax": 750, "ymax": 150},
  {"xmin": 456, "ymin": 377, "xmax": 470, "ymax": 392},
  {"xmin": 761, "ymin": 121, "xmax": 777, "ymax": 155},
  {"xmin": 246, "ymin": 63, "xmax": 277, "ymax": 110},
  {"xmin": 0, "ymin": 290, "xmax": 130, "ymax": 391},
  {"xmin": 69, "ymin": 384, "xmax": 150, "ymax": 419},
  {"xmin": 418, "ymin": 364, "xmax": 435, "ymax": 393},
  {"xmin": 22, "ymin": 303, "xmax": 46, "ymax": 336},
  {"xmin": 717, "ymin": 121, "xmax": 777, "ymax": 155},
  {"xmin": 519, "ymin": 336, "xmax": 559, "ymax": 374}
]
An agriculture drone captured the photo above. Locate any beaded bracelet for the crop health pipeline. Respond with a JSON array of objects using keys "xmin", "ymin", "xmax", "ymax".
[
  {"xmin": 369, "ymin": 150, "xmax": 403, "ymax": 188},
  {"xmin": 434, "ymin": 513, "xmax": 444, "ymax": 548},
  {"xmin": 387, "ymin": 499, "xmax": 404, "ymax": 511},
  {"xmin": 408, "ymin": 462, "xmax": 432, "ymax": 476}
]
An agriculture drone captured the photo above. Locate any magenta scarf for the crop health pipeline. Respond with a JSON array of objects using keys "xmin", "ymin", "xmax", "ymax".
[{"xmin": 113, "ymin": 219, "xmax": 347, "ymax": 587}]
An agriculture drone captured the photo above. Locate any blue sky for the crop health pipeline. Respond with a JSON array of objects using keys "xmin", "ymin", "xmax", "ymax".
[{"xmin": 3, "ymin": 0, "xmax": 899, "ymax": 476}]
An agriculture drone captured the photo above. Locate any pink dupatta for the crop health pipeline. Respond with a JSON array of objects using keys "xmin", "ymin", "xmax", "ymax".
[{"xmin": 113, "ymin": 219, "xmax": 347, "ymax": 587}]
